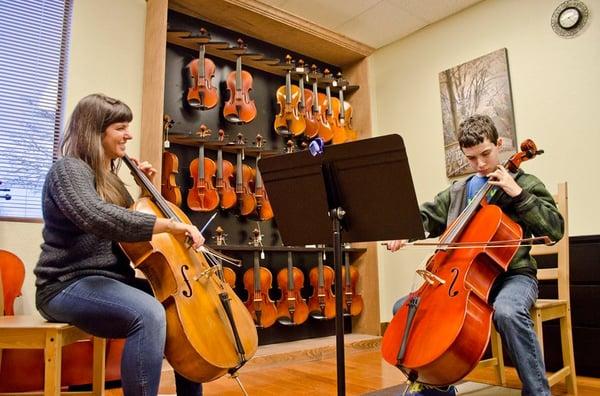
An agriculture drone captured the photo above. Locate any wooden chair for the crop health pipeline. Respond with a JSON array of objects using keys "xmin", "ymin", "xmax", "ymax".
[
  {"xmin": 478, "ymin": 182, "xmax": 577, "ymax": 395},
  {"xmin": 0, "ymin": 250, "xmax": 106, "ymax": 396}
]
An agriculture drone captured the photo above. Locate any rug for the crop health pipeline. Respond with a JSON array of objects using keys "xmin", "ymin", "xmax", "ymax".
[{"xmin": 363, "ymin": 381, "xmax": 520, "ymax": 395}]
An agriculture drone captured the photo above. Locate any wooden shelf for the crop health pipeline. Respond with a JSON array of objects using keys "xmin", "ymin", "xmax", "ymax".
[{"xmin": 208, "ymin": 245, "xmax": 367, "ymax": 254}]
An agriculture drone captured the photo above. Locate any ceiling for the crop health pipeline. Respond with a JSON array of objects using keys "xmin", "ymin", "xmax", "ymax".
[{"xmin": 259, "ymin": 0, "xmax": 485, "ymax": 49}]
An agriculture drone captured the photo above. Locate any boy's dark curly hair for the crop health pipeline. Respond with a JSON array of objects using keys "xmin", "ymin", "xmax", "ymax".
[{"xmin": 457, "ymin": 114, "xmax": 498, "ymax": 148}]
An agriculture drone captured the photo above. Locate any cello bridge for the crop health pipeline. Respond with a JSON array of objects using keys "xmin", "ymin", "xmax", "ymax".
[{"xmin": 416, "ymin": 269, "xmax": 446, "ymax": 286}]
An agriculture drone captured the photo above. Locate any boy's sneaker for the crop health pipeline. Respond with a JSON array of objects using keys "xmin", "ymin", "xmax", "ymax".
[{"xmin": 404, "ymin": 384, "xmax": 457, "ymax": 395}]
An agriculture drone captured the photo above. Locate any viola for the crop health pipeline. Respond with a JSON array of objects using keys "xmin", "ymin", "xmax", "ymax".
[
  {"xmin": 223, "ymin": 39, "xmax": 256, "ymax": 124},
  {"xmin": 120, "ymin": 155, "xmax": 258, "ymax": 382},
  {"xmin": 336, "ymin": 73, "xmax": 358, "ymax": 142},
  {"xmin": 243, "ymin": 251, "xmax": 278, "ymax": 328},
  {"xmin": 276, "ymin": 251, "xmax": 309, "ymax": 325},
  {"xmin": 161, "ymin": 115, "xmax": 182, "ymax": 206},
  {"xmin": 254, "ymin": 134, "xmax": 273, "ymax": 221},
  {"xmin": 274, "ymin": 55, "xmax": 305, "ymax": 137},
  {"xmin": 215, "ymin": 129, "xmax": 236, "ymax": 210},
  {"xmin": 186, "ymin": 28, "xmax": 218, "ymax": 110},
  {"xmin": 341, "ymin": 246, "xmax": 363, "ymax": 316},
  {"xmin": 381, "ymin": 140, "xmax": 544, "ymax": 386},
  {"xmin": 321, "ymin": 69, "xmax": 347, "ymax": 145},
  {"xmin": 234, "ymin": 134, "xmax": 256, "ymax": 216},
  {"xmin": 308, "ymin": 248, "xmax": 336, "ymax": 319},
  {"xmin": 187, "ymin": 126, "xmax": 219, "ymax": 212}
]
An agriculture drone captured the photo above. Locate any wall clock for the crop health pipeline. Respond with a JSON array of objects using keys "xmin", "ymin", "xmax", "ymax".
[{"xmin": 551, "ymin": 0, "xmax": 590, "ymax": 38}]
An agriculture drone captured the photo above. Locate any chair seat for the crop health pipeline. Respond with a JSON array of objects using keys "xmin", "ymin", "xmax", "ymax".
[{"xmin": 534, "ymin": 299, "xmax": 568, "ymax": 309}]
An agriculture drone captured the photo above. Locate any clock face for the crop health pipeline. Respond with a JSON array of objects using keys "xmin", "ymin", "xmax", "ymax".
[
  {"xmin": 551, "ymin": 0, "xmax": 590, "ymax": 38},
  {"xmin": 559, "ymin": 8, "xmax": 581, "ymax": 29}
]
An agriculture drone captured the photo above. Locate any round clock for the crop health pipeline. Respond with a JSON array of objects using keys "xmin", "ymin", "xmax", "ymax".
[{"xmin": 551, "ymin": 0, "xmax": 590, "ymax": 38}]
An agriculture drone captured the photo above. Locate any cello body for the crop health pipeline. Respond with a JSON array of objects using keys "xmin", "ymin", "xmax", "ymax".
[
  {"xmin": 381, "ymin": 204, "xmax": 521, "ymax": 386},
  {"xmin": 121, "ymin": 198, "xmax": 258, "ymax": 382}
]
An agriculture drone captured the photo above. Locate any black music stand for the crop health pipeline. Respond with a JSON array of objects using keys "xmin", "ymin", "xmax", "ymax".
[{"xmin": 258, "ymin": 134, "xmax": 424, "ymax": 396}]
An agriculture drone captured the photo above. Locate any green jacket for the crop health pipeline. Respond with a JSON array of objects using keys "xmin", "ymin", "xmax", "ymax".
[{"xmin": 420, "ymin": 170, "xmax": 564, "ymax": 274}]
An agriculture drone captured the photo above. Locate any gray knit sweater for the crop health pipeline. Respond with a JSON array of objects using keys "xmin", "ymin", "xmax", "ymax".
[{"xmin": 34, "ymin": 157, "xmax": 156, "ymax": 305}]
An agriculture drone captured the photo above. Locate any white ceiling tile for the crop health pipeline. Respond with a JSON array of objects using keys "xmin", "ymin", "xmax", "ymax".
[
  {"xmin": 337, "ymin": 1, "xmax": 428, "ymax": 48},
  {"xmin": 386, "ymin": 0, "xmax": 484, "ymax": 23},
  {"xmin": 278, "ymin": 0, "xmax": 382, "ymax": 30}
]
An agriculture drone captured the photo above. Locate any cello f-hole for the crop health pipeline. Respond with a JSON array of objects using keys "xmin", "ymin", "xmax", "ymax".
[
  {"xmin": 448, "ymin": 268, "xmax": 460, "ymax": 297},
  {"xmin": 181, "ymin": 264, "xmax": 193, "ymax": 297}
]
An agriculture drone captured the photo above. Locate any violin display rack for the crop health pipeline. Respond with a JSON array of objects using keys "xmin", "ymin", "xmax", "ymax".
[
  {"xmin": 166, "ymin": 29, "xmax": 359, "ymax": 94},
  {"xmin": 141, "ymin": 0, "xmax": 379, "ymax": 337}
]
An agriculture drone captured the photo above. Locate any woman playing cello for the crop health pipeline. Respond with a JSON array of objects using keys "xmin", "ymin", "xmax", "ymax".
[
  {"xmin": 385, "ymin": 115, "xmax": 563, "ymax": 396},
  {"xmin": 34, "ymin": 94, "xmax": 204, "ymax": 396}
]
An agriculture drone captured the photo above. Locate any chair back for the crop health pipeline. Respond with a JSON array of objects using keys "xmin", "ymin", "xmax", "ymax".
[
  {"xmin": 530, "ymin": 182, "xmax": 569, "ymax": 301},
  {"xmin": 0, "ymin": 250, "xmax": 25, "ymax": 315}
]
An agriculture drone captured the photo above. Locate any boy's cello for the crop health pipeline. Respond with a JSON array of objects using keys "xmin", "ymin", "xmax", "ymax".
[{"xmin": 382, "ymin": 140, "xmax": 544, "ymax": 386}]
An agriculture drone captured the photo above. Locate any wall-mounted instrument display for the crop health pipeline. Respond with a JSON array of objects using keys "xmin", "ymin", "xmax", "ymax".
[
  {"xmin": 186, "ymin": 28, "xmax": 218, "ymax": 110},
  {"xmin": 187, "ymin": 125, "xmax": 219, "ymax": 212},
  {"xmin": 223, "ymin": 39, "xmax": 257, "ymax": 124}
]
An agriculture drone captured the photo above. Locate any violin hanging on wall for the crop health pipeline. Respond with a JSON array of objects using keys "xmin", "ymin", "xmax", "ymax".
[
  {"xmin": 274, "ymin": 55, "xmax": 305, "ymax": 137},
  {"xmin": 215, "ymin": 129, "xmax": 236, "ymax": 210},
  {"xmin": 187, "ymin": 125, "xmax": 219, "ymax": 212},
  {"xmin": 223, "ymin": 39, "xmax": 256, "ymax": 124},
  {"xmin": 243, "ymin": 231, "xmax": 277, "ymax": 328},
  {"xmin": 276, "ymin": 251, "xmax": 309, "ymax": 326},
  {"xmin": 186, "ymin": 28, "xmax": 218, "ymax": 110},
  {"xmin": 161, "ymin": 115, "xmax": 182, "ymax": 207},
  {"xmin": 336, "ymin": 72, "xmax": 357, "ymax": 142},
  {"xmin": 253, "ymin": 134, "xmax": 273, "ymax": 221},
  {"xmin": 233, "ymin": 133, "xmax": 256, "ymax": 216}
]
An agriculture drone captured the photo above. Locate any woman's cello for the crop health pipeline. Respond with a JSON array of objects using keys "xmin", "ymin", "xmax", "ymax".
[
  {"xmin": 120, "ymin": 155, "xmax": 258, "ymax": 383},
  {"xmin": 381, "ymin": 140, "xmax": 544, "ymax": 386}
]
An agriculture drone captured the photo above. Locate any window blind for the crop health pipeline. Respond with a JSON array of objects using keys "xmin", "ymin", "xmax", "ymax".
[{"xmin": 0, "ymin": 0, "xmax": 72, "ymax": 220}]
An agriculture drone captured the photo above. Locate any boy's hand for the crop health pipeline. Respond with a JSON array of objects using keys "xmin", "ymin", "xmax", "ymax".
[{"xmin": 487, "ymin": 165, "xmax": 523, "ymax": 197}]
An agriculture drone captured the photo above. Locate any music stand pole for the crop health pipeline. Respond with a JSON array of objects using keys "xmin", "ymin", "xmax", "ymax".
[{"xmin": 332, "ymin": 207, "xmax": 346, "ymax": 396}]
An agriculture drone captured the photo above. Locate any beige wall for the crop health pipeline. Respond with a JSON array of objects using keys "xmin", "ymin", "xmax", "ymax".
[
  {"xmin": 0, "ymin": 0, "xmax": 147, "ymax": 314},
  {"xmin": 372, "ymin": 0, "xmax": 600, "ymax": 321}
]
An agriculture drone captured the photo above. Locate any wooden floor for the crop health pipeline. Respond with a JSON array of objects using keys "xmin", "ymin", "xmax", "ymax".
[{"xmin": 101, "ymin": 336, "xmax": 600, "ymax": 395}]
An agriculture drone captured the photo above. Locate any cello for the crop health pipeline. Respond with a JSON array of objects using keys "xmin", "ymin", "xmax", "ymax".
[
  {"xmin": 186, "ymin": 28, "xmax": 218, "ymax": 110},
  {"xmin": 381, "ymin": 140, "xmax": 544, "ymax": 386},
  {"xmin": 161, "ymin": 115, "xmax": 182, "ymax": 206},
  {"xmin": 223, "ymin": 39, "xmax": 256, "ymax": 124},
  {"xmin": 119, "ymin": 155, "xmax": 258, "ymax": 383},
  {"xmin": 215, "ymin": 129, "xmax": 236, "ymax": 210},
  {"xmin": 187, "ymin": 125, "xmax": 219, "ymax": 212},
  {"xmin": 274, "ymin": 55, "xmax": 305, "ymax": 137},
  {"xmin": 308, "ymin": 247, "xmax": 336, "ymax": 319},
  {"xmin": 276, "ymin": 251, "xmax": 309, "ymax": 326}
]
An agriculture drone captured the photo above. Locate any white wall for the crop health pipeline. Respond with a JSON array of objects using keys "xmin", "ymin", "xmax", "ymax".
[
  {"xmin": 371, "ymin": 0, "xmax": 600, "ymax": 321},
  {"xmin": 0, "ymin": 0, "xmax": 147, "ymax": 314}
]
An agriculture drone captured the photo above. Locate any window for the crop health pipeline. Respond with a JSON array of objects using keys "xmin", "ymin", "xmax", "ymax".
[{"xmin": 0, "ymin": 0, "xmax": 73, "ymax": 221}]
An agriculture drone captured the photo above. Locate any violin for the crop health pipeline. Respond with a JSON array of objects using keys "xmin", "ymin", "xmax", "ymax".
[
  {"xmin": 311, "ymin": 66, "xmax": 333, "ymax": 143},
  {"xmin": 313, "ymin": 69, "xmax": 333, "ymax": 143},
  {"xmin": 215, "ymin": 129, "xmax": 236, "ymax": 210},
  {"xmin": 223, "ymin": 39, "xmax": 256, "ymax": 124},
  {"xmin": 120, "ymin": 155, "xmax": 258, "ymax": 382},
  {"xmin": 276, "ymin": 251, "xmax": 309, "ymax": 325},
  {"xmin": 274, "ymin": 55, "xmax": 305, "ymax": 137},
  {"xmin": 321, "ymin": 70, "xmax": 347, "ymax": 145},
  {"xmin": 336, "ymin": 73, "xmax": 358, "ymax": 142},
  {"xmin": 341, "ymin": 245, "xmax": 363, "ymax": 316},
  {"xmin": 254, "ymin": 134, "xmax": 273, "ymax": 221},
  {"xmin": 234, "ymin": 133, "xmax": 256, "ymax": 216},
  {"xmin": 381, "ymin": 140, "xmax": 544, "ymax": 386},
  {"xmin": 214, "ymin": 227, "xmax": 236, "ymax": 288},
  {"xmin": 243, "ymin": 249, "xmax": 278, "ymax": 328},
  {"xmin": 308, "ymin": 248, "xmax": 336, "ymax": 319},
  {"xmin": 300, "ymin": 62, "xmax": 319, "ymax": 139},
  {"xmin": 187, "ymin": 126, "xmax": 219, "ymax": 212},
  {"xmin": 160, "ymin": 115, "xmax": 182, "ymax": 206},
  {"xmin": 186, "ymin": 28, "xmax": 218, "ymax": 110}
]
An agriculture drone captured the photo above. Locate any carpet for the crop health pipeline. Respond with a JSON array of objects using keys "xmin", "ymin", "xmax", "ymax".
[{"xmin": 363, "ymin": 381, "xmax": 521, "ymax": 395}]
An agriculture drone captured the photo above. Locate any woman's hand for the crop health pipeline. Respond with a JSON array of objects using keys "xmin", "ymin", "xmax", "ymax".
[
  {"xmin": 129, "ymin": 157, "xmax": 157, "ymax": 182},
  {"xmin": 154, "ymin": 218, "xmax": 205, "ymax": 250},
  {"xmin": 487, "ymin": 165, "xmax": 523, "ymax": 197},
  {"xmin": 384, "ymin": 239, "xmax": 408, "ymax": 252}
]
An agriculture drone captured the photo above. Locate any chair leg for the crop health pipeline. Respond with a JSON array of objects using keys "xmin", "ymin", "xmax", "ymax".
[
  {"xmin": 532, "ymin": 309, "xmax": 544, "ymax": 358},
  {"xmin": 490, "ymin": 328, "xmax": 506, "ymax": 386},
  {"xmin": 92, "ymin": 337, "xmax": 107, "ymax": 396},
  {"xmin": 560, "ymin": 308, "xmax": 578, "ymax": 395},
  {"xmin": 44, "ymin": 329, "xmax": 62, "ymax": 396}
]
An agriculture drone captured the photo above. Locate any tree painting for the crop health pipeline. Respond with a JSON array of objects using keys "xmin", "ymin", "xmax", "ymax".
[{"xmin": 439, "ymin": 48, "xmax": 517, "ymax": 177}]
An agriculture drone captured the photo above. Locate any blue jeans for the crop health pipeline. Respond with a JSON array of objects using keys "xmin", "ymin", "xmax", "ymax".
[
  {"xmin": 392, "ymin": 274, "xmax": 550, "ymax": 396},
  {"xmin": 38, "ymin": 276, "xmax": 202, "ymax": 396}
]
